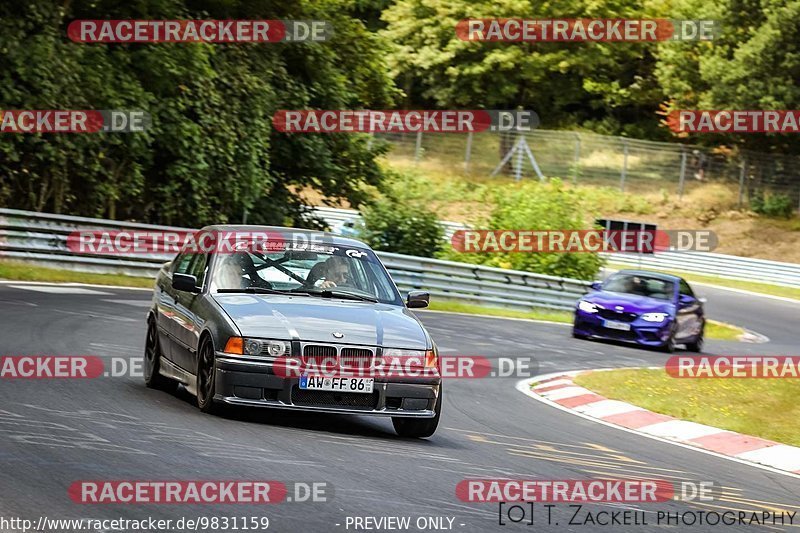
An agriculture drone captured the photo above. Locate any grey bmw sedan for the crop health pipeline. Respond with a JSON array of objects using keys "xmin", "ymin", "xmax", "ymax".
[{"xmin": 144, "ymin": 226, "xmax": 442, "ymax": 438}]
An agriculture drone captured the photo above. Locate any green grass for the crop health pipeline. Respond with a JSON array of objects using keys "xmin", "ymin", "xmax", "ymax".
[
  {"xmin": 606, "ymin": 262, "xmax": 800, "ymax": 301},
  {"xmin": 573, "ymin": 368, "xmax": 800, "ymax": 446},
  {"xmin": 426, "ymin": 300, "xmax": 573, "ymax": 323},
  {"xmin": 0, "ymin": 260, "xmax": 154, "ymax": 288},
  {"xmin": 705, "ymin": 320, "xmax": 743, "ymax": 341},
  {"xmin": 426, "ymin": 299, "xmax": 744, "ymax": 340}
]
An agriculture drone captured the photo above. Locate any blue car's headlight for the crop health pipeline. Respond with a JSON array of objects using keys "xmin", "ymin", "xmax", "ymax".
[
  {"xmin": 642, "ymin": 312, "xmax": 669, "ymax": 322},
  {"xmin": 578, "ymin": 300, "xmax": 599, "ymax": 313}
]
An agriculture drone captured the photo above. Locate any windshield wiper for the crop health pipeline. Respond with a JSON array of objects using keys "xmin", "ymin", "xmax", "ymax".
[
  {"xmin": 216, "ymin": 287, "xmax": 306, "ymax": 296},
  {"xmin": 293, "ymin": 288, "xmax": 378, "ymax": 303}
]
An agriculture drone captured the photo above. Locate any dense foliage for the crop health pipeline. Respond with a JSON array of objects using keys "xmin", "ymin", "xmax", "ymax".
[
  {"xmin": 359, "ymin": 170, "xmax": 445, "ymax": 257},
  {"xmin": 1, "ymin": 0, "xmax": 797, "ymax": 266},
  {"xmin": 382, "ymin": 0, "xmax": 800, "ymax": 153},
  {"xmin": 0, "ymin": 0, "xmax": 396, "ymax": 226},
  {"xmin": 440, "ymin": 180, "xmax": 605, "ymax": 280}
]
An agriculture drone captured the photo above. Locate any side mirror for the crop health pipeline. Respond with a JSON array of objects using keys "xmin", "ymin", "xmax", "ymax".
[
  {"xmin": 172, "ymin": 273, "xmax": 200, "ymax": 293},
  {"xmin": 406, "ymin": 290, "xmax": 430, "ymax": 309},
  {"xmin": 678, "ymin": 294, "xmax": 697, "ymax": 307},
  {"xmin": 590, "ymin": 281, "xmax": 602, "ymax": 291}
]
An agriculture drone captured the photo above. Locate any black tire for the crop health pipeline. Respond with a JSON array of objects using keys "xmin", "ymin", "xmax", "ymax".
[
  {"xmin": 686, "ymin": 324, "xmax": 705, "ymax": 353},
  {"xmin": 144, "ymin": 318, "xmax": 176, "ymax": 392},
  {"xmin": 392, "ymin": 388, "xmax": 442, "ymax": 439},
  {"xmin": 661, "ymin": 325, "xmax": 677, "ymax": 353},
  {"xmin": 196, "ymin": 335, "xmax": 220, "ymax": 414}
]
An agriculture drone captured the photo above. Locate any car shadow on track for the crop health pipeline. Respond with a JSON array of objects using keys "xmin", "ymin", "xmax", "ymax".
[
  {"xmin": 160, "ymin": 384, "xmax": 455, "ymax": 445},
  {"xmin": 576, "ymin": 336, "xmax": 702, "ymax": 355}
]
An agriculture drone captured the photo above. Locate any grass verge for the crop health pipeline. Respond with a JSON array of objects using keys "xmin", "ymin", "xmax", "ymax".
[
  {"xmin": 604, "ymin": 264, "xmax": 800, "ymax": 301},
  {"xmin": 0, "ymin": 260, "xmax": 154, "ymax": 288},
  {"xmin": 574, "ymin": 368, "xmax": 800, "ymax": 447},
  {"xmin": 426, "ymin": 300, "xmax": 572, "ymax": 323},
  {"xmin": 426, "ymin": 300, "xmax": 743, "ymax": 341}
]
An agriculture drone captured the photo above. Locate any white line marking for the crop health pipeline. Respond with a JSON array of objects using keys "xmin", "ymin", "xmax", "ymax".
[
  {"xmin": 539, "ymin": 386, "xmax": 592, "ymax": 401},
  {"xmin": 573, "ymin": 399, "xmax": 643, "ymax": 418},
  {"xmin": 7, "ymin": 285, "xmax": 112, "ymax": 295},
  {"xmin": 638, "ymin": 420, "xmax": 724, "ymax": 441},
  {"xmin": 737, "ymin": 445, "xmax": 800, "ymax": 472},
  {"xmin": 692, "ymin": 281, "xmax": 800, "ymax": 305},
  {"xmin": 102, "ymin": 299, "xmax": 151, "ymax": 307},
  {"xmin": 0, "ymin": 280, "xmax": 151, "ymax": 292},
  {"xmin": 532, "ymin": 378, "xmax": 573, "ymax": 390}
]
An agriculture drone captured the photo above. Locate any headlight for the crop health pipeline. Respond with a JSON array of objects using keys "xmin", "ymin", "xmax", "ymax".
[
  {"xmin": 381, "ymin": 348, "xmax": 436, "ymax": 368},
  {"xmin": 578, "ymin": 300, "xmax": 599, "ymax": 313},
  {"xmin": 642, "ymin": 312, "xmax": 669, "ymax": 322},
  {"xmin": 224, "ymin": 337, "xmax": 290, "ymax": 357}
]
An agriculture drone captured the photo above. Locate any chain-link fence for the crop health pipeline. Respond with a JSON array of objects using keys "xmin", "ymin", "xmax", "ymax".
[{"xmin": 376, "ymin": 130, "xmax": 800, "ymax": 212}]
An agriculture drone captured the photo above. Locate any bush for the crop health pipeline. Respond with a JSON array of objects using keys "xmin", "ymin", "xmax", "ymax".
[
  {"xmin": 750, "ymin": 192, "xmax": 795, "ymax": 219},
  {"xmin": 439, "ymin": 179, "xmax": 605, "ymax": 280},
  {"xmin": 359, "ymin": 171, "xmax": 445, "ymax": 257}
]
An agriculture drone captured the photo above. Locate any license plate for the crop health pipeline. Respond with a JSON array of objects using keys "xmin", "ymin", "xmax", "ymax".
[
  {"xmin": 299, "ymin": 376, "xmax": 374, "ymax": 394},
  {"xmin": 603, "ymin": 320, "xmax": 631, "ymax": 331}
]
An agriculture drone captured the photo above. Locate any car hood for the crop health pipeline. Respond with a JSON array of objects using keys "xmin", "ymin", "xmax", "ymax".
[
  {"xmin": 583, "ymin": 291, "xmax": 674, "ymax": 313},
  {"xmin": 212, "ymin": 294, "xmax": 429, "ymax": 349}
]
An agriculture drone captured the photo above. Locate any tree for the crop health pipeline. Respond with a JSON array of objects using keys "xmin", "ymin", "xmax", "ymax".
[
  {"xmin": 380, "ymin": 0, "xmax": 668, "ymax": 138},
  {"xmin": 655, "ymin": 0, "xmax": 800, "ymax": 152},
  {"xmin": 0, "ymin": 0, "xmax": 398, "ymax": 227}
]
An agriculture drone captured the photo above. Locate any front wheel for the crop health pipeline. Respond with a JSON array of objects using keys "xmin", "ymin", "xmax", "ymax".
[
  {"xmin": 661, "ymin": 324, "xmax": 677, "ymax": 353},
  {"xmin": 144, "ymin": 319, "xmax": 176, "ymax": 392},
  {"xmin": 686, "ymin": 324, "xmax": 704, "ymax": 353},
  {"xmin": 196, "ymin": 335, "xmax": 220, "ymax": 414},
  {"xmin": 392, "ymin": 389, "xmax": 442, "ymax": 438}
]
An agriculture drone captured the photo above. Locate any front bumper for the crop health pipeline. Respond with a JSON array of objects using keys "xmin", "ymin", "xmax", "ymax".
[
  {"xmin": 213, "ymin": 354, "xmax": 440, "ymax": 418},
  {"xmin": 573, "ymin": 312, "xmax": 673, "ymax": 347}
]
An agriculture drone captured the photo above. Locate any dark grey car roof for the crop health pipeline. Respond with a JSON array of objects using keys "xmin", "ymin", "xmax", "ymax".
[{"xmin": 198, "ymin": 225, "xmax": 371, "ymax": 250}]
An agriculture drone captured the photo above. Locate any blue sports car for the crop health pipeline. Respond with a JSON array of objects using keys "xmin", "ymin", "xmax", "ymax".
[{"xmin": 572, "ymin": 270, "xmax": 705, "ymax": 352}]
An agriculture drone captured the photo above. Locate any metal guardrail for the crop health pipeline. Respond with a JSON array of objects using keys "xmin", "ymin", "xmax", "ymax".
[
  {"xmin": 314, "ymin": 207, "xmax": 800, "ymax": 289},
  {"xmin": 0, "ymin": 208, "xmax": 588, "ymax": 311},
  {"xmin": 607, "ymin": 251, "xmax": 800, "ymax": 288},
  {"xmin": 2, "ymin": 207, "xmax": 796, "ymax": 313}
]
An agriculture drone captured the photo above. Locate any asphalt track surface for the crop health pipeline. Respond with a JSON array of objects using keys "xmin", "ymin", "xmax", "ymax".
[{"xmin": 0, "ymin": 281, "xmax": 798, "ymax": 533}]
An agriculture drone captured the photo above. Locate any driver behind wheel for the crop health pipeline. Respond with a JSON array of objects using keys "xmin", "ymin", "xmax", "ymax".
[{"xmin": 306, "ymin": 256, "xmax": 349, "ymax": 289}]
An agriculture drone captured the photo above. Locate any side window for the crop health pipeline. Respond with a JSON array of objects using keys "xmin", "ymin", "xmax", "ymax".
[
  {"xmin": 188, "ymin": 254, "xmax": 209, "ymax": 287},
  {"xmin": 365, "ymin": 261, "xmax": 397, "ymax": 302},
  {"xmin": 349, "ymin": 259, "xmax": 372, "ymax": 294},
  {"xmin": 679, "ymin": 279, "xmax": 694, "ymax": 296},
  {"xmin": 173, "ymin": 253, "xmax": 193, "ymax": 275}
]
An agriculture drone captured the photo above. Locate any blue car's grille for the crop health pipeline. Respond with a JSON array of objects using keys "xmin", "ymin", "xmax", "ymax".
[{"xmin": 598, "ymin": 308, "xmax": 639, "ymax": 322}]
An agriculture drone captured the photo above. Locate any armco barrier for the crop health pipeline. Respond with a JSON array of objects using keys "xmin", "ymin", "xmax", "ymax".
[
  {"xmin": 315, "ymin": 207, "xmax": 800, "ymax": 289},
  {"xmin": 0, "ymin": 208, "xmax": 588, "ymax": 311}
]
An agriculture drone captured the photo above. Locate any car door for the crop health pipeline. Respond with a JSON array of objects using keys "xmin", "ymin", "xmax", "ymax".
[
  {"xmin": 675, "ymin": 278, "xmax": 702, "ymax": 339},
  {"xmin": 158, "ymin": 253, "xmax": 193, "ymax": 363},
  {"xmin": 171, "ymin": 253, "xmax": 209, "ymax": 373}
]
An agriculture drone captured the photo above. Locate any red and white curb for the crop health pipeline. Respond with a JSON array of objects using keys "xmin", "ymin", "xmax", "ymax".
[{"xmin": 517, "ymin": 370, "xmax": 800, "ymax": 478}]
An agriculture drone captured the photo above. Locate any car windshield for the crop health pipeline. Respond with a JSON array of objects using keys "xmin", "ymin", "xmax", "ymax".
[
  {"xmin": 603, "ymin": 274, "xmax": 675, "ymax": 301},
  {"xmin": 210, "ymin": 245, "xmax": 401, "ymax": 305}
]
